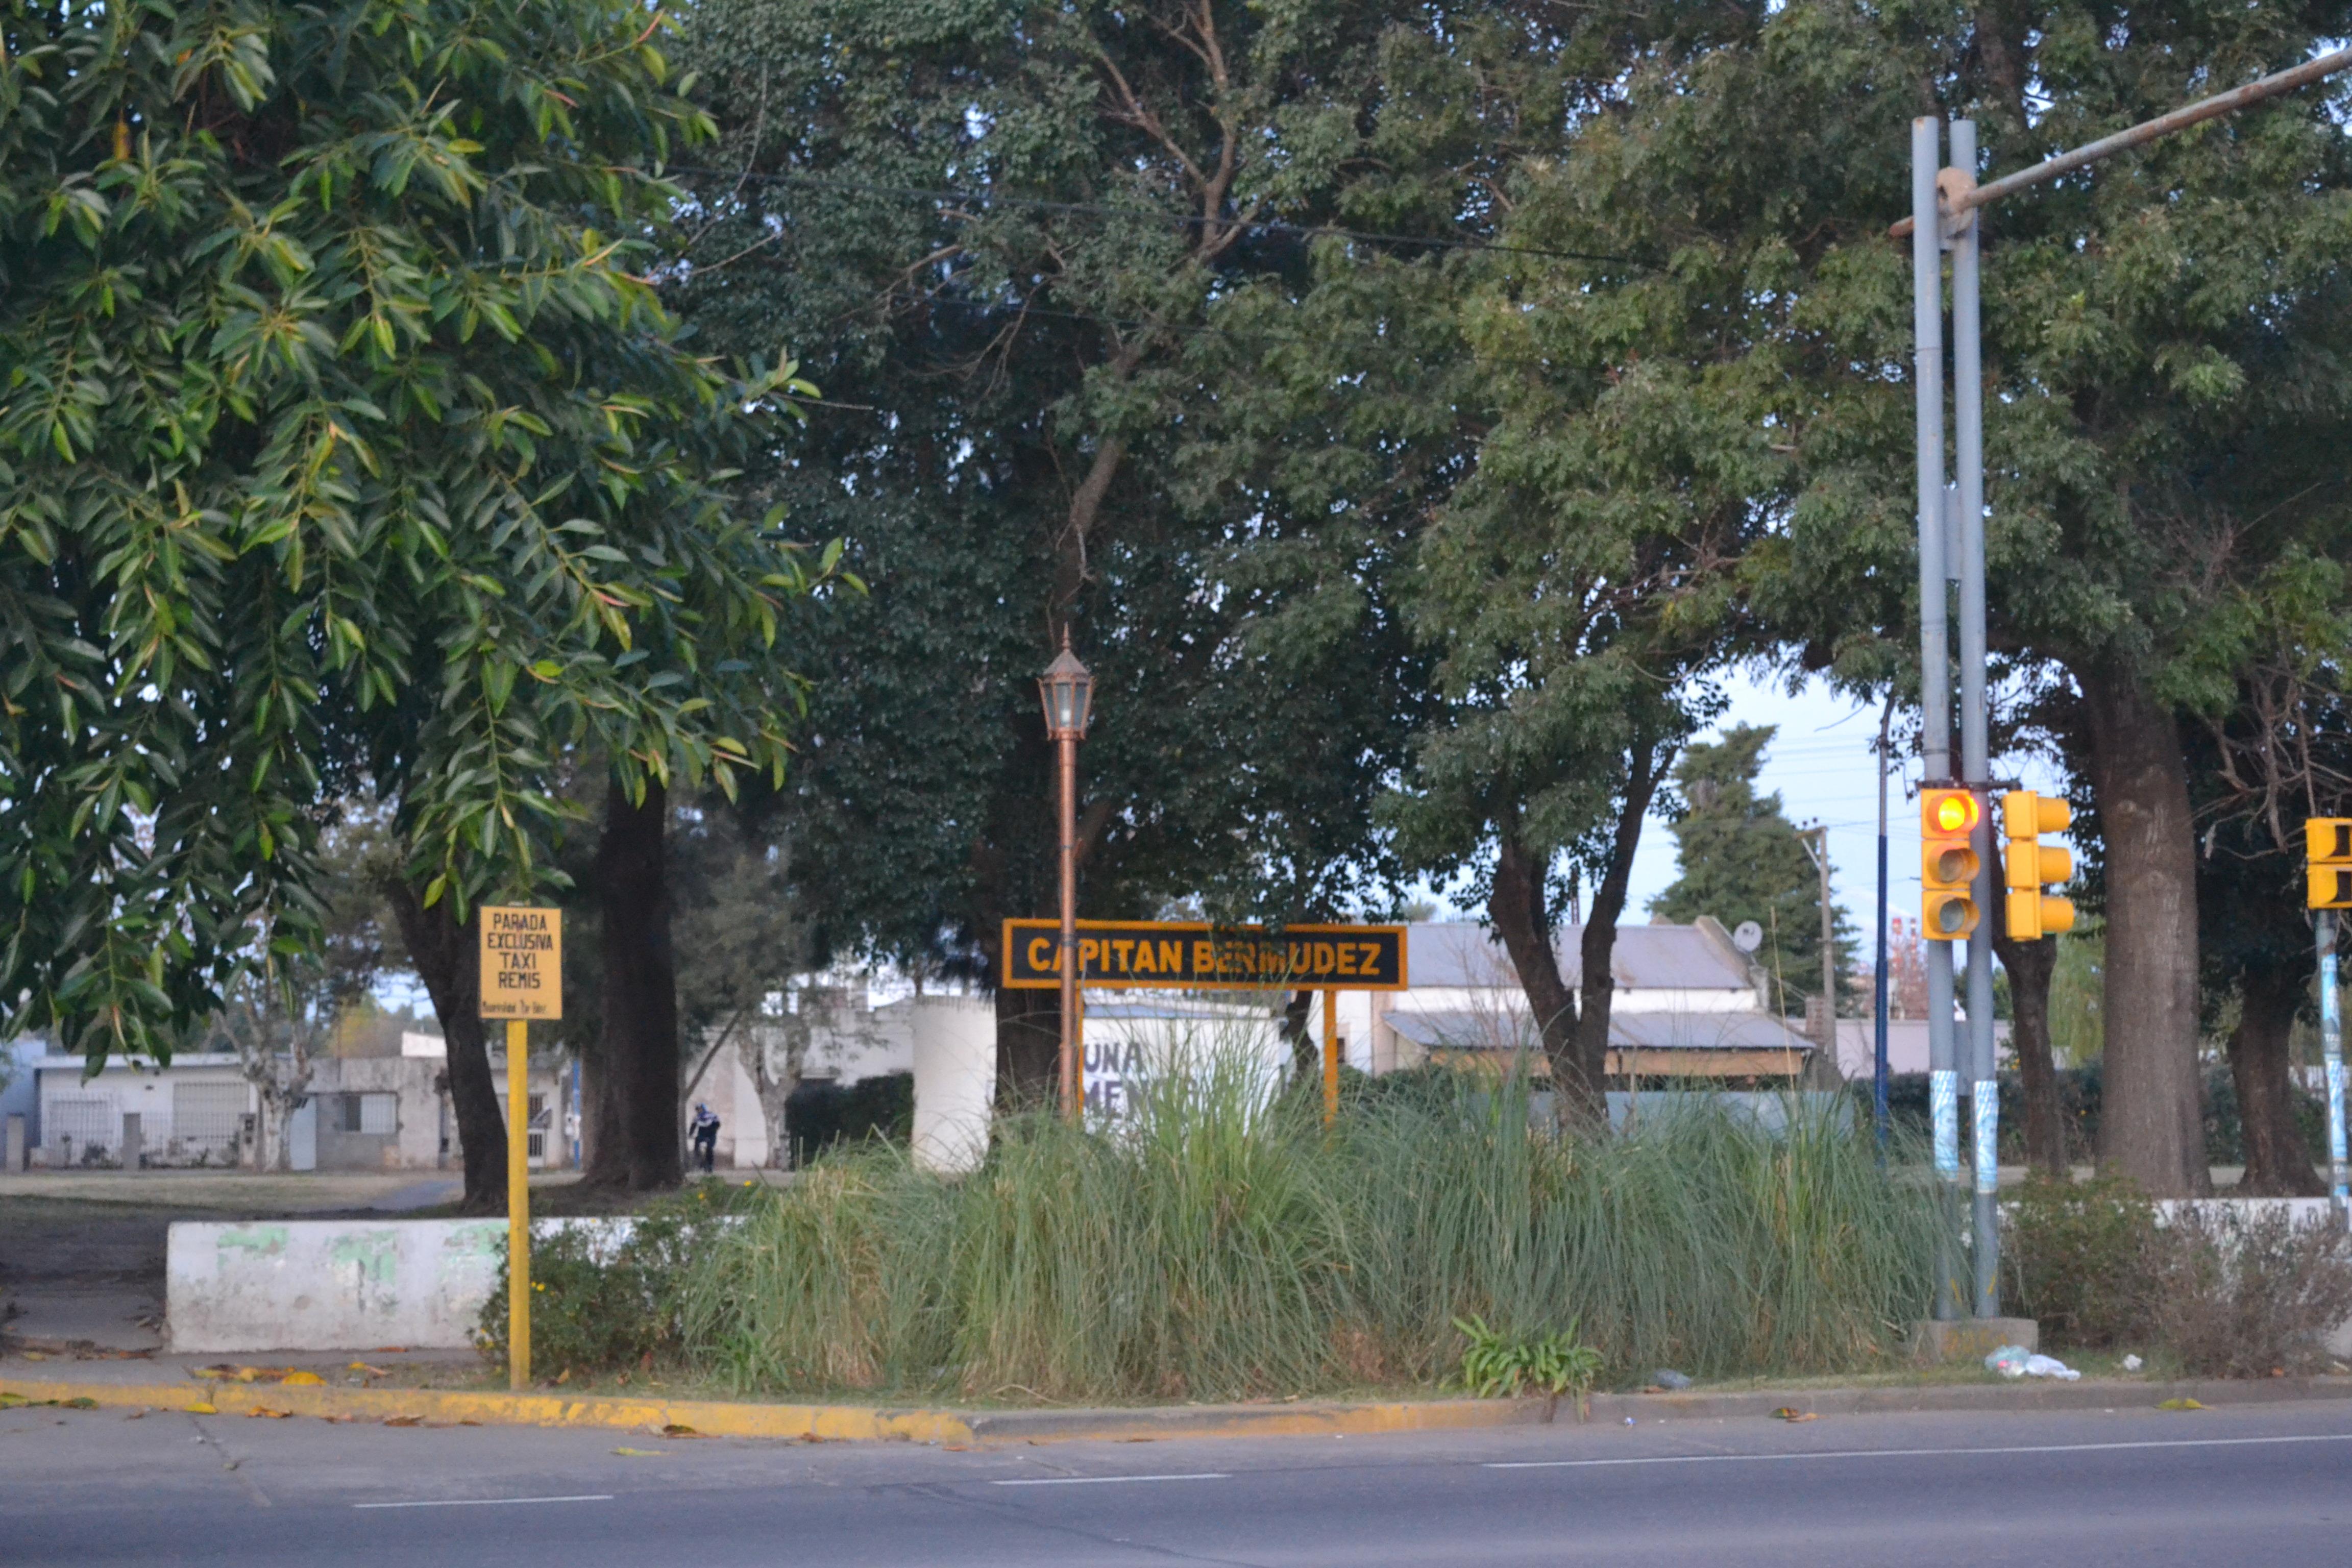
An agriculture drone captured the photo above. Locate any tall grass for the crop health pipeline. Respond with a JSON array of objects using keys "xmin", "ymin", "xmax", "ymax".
[{"xmin": 677, "ymin": 1041, "xmax": 1937, "ymax": 1403}]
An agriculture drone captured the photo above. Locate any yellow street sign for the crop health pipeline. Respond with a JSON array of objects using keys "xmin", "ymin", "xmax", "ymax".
[
  {"xmin": 479, "ymin": 906, "xmax": 562, "ymax": 1019},
  {"xmin": 1001, "ymin": 919, "xmax": 1408, "ymax": 990}
]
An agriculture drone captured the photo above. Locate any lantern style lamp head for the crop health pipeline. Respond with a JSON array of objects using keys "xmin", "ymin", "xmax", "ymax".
[{"xmin": 1038, "ymin": 629, "xmax": 1093, "ymax": 741}]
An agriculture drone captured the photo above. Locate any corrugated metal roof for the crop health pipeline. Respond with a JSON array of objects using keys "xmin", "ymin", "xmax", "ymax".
[
  {"xmin": 1385, "ymin": 1008, "xmax": 1812, "ymax": 1054},
  {"xmin": 1405, "ymin": 921, "xmax": 1756, "ymax": 992}
]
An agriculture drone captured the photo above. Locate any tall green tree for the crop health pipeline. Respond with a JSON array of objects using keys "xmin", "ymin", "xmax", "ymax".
[
  {"xmin": 1650, "ymin": 725, "xmax": 1854, "ymax": 1011},
  {"xmin": 669, "ymin": 0, "xmax": 1439, "ymax": 1097},
  {"xmin": 2, "ymin": 0, "xmax": 836, "ymax": 1202}
]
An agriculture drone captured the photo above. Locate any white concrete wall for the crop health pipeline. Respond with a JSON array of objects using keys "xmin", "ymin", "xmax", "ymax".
[
  {"xmin": 911, "ymin": 996, "xmax": 996, "ymax": 1173},
  {"xmin": 166, "ymin": 1217, "xmax": 632, "ymax": 1353}
]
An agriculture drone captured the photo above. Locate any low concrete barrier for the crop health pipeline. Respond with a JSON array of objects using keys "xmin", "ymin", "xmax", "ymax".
[{"xmin": 166, "ymin": 1218, "xmax": 629, "ymax": 1354}]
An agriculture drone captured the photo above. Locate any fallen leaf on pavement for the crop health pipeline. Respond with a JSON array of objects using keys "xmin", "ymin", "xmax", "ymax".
[
  {"xmin": 281, "ymin": 1371, "xmax": 325, "ymax": 1387},
  {"xmin": 659, "ymin": 1424, "xmax": 703, "ymax": 1438},
  {"xmin": 347, "ymin": 1363, "xmax": 390, "ymax": 1378},
  {"xmin": 62, "ymin": 1397, "xmax": 96, "ymax": 1410},
  {"xmin": 382, "ymin": 1415, "xmax": 423, "ymax": 1427},
  {"xmin": 0, "ymin": 1393, "xmax": 26, "ymax": 1408},
  {"xmin": 185, "ymin": 1403, "xmax": 218, "ymax": 1415},
  {"xmin": 247, "ymin": 1408, "xmax": 292, "ymax": 1419},
  {"xmin": 20, "ymin": 1352, "xmax": 46, "ymax": 1362},
  {"xmin": 1771, "ymin": 1408, "xmax": 1818, "ymax": 1423},
  {"xmin": 124, "ymin": 1410, "xmax": 145, "ymax": 1420},
  {"xmin": 611, "ymin": 1447, "xmax": 667, "ymax": 1457},
  {"xmin": 2158, "ymin": 1398, "xmax": 2205, "ymax": 1411}
]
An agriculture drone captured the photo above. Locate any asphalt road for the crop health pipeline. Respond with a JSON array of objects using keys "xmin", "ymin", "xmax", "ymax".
[{"xmin": 7, "ymin": 1395, "xmax": 2350, "ymax": 1565}]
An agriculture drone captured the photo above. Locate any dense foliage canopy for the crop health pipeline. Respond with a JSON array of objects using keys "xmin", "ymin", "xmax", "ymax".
[{"xmin": 1, "ymin": 0, "xmax": 830, "ymax": 1062}]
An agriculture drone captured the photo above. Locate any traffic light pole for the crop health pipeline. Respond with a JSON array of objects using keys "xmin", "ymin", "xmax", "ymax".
[
  {"xmin": 1909, "ymin": 50, "xmax": 2352, "ymax": 1315},
  {"xmin": 1911, "ymin": 117, "xmax": 1964, "ymax": 1321},
  {"xmin": 2321, "ymin": 912, "xmax": 2348, "ymax": 1226},
  {"xmin": 1949, "ymin": 119, "xmax": 2004, "ymax": 1318}
]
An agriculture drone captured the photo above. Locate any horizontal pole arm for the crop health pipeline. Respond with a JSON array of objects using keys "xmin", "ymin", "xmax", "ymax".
[{"xmin": 1889, "ymin": 47, "xmax": 2352, "ymax": 238}]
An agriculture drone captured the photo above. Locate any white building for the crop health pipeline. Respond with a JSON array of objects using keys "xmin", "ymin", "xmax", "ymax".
[
  {"xmin": 31, "ymin": 1052, "xmax": 256, "ymax": 1168},
  {"xmin": 1317, "ymin": 918, "xmax": 1818, "ymax": 1080}
]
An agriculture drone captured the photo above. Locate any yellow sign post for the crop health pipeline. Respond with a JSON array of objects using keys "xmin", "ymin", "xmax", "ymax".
[{"xmin": 479, "ymin": 905, "xmax": 561, "ymax": 1391}]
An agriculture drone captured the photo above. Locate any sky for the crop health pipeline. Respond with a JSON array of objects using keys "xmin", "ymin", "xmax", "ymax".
[
  {"xmin": 1619, "ymin": 666, "xmax": 2078, "ymax": 949},
  {"xmin": 1420, "ymin": 662, "xmax": 2079, "ymax": 952}
]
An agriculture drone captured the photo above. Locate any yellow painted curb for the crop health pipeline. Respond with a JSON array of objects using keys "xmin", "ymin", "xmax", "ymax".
[
  {"xmin": 0, "ymin": 1378, "xmax": 973, "ymax": 1444},
  {"xmin": 969, "ymin": 1398, "xmax": 1539, "ymax": 1443}
]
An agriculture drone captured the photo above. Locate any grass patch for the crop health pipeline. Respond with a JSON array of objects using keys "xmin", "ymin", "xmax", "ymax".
[{"xmin": 667, "ymin": 1052, "xmax": 1937, "ymax": 1404}]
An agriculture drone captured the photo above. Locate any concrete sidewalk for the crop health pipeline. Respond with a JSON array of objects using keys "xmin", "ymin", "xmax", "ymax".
[{"xmin": 7, "ymin": 1349, "xmax": 2348, "ymax": 1447}]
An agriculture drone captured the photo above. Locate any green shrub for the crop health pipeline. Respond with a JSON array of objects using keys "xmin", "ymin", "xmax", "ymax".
[
  {"xmin": 476, "ymin": 1186, "xmax": 756, "ymax": 1379},
  {"xmin": 2002, "ymin": 1175, "xmax": 2159, "ymax": 1350},
  {"xmin": 1455, "ymin": 1314, "xmax": 1603, "ymax": 1401},
  {"xmin": 786, "ymin": 1072, "xmax": 914, "ymax": 1165}
]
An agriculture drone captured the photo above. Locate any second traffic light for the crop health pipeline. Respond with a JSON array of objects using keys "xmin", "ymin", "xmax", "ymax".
[
  {"xmin": 2002, "ymin": 790, "xmax": 2076, "ymax": 940},
  {"xmin": 1921, "ymin": 788, "xmax": 1980, "ymax": 940},
  {"xmin": 2307, "ymin": 818, "xmax": 2352, "ymax": 909}
]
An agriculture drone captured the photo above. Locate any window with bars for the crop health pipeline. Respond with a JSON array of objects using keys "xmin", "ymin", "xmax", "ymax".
[
  {"xmin": 336, "ymin": 1093, "xmax": 396, "ymax": 1135},
  {"xmin": 48, "ymin": 1095, "xmax": 115, "ymax": 1153}
]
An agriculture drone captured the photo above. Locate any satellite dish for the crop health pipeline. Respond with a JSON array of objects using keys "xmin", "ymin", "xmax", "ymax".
[{"xmin": 1731, "ymin": 920, "xmax": 1765, "ymax": 953}]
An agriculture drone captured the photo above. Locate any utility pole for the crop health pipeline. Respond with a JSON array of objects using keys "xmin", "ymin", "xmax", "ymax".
[
  {"xmin": 1874, "ymin": 695, "xmax": 1894, "ymax": 1151},
  {"xmin": 1800, "ymin": 825, "xmax": 1839, "ymax": 1064},
  {"xmin": 1904, "ymin": 44, "xmax": 2352, "ymax": 1315}
]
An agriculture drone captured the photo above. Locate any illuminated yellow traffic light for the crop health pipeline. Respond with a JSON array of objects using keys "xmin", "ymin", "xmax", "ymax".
[
  {"xmin": 1921, "ymin": 788, "xmax": 1980, "ymax": 940},
  {"xmin": 2001, "ymin": 791, "xmax": 2075, "ymax": 940},
  {"xmin": 2307, "ymin": 818, "xmax": 2352, "ymax": 909}
]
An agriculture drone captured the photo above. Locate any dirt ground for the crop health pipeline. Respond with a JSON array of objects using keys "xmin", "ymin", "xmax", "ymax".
[{"xmin": 0, "ymin": 1173, "xmax": 466, "ymax": 1355}]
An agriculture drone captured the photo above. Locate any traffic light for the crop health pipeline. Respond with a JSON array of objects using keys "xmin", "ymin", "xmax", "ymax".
[
  {"xmin": 2307, "ymin": 818, "xmax": 2352, "ymax": 909},
  {"xmin": 2001, "ymin": 791, "xmax": 2076, "ymax": 940},
  {"xmin": 1920, "ymin": 788, "xmax": 1980, "ymax": 940}
]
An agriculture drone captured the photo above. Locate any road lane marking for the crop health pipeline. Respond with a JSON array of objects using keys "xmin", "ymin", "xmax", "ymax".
[
  {"xmin": 1488, "ymin": 1432, "xmax": 2352, "ymax": 1470},
  {"xmin": 991, "ymin": 1473, "xmax": 1231, "ymax": 1487},
  {"xmin": 354, "ymin": 1494, "xmax": 616, "ymax": 1509}
]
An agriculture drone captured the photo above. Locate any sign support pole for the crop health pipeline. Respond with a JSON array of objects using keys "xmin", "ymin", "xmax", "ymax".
[
  {"xmin": 480, "ymin": 904, "xmax": 558, "ymax": 1391},
  {"xmin": 2322, "ymin": 911, "xmax": 2347, "ymax": 1229},
  {"xmin": 1321, "ymin": 990, "xmax": 1340, "ymax": 1126},
  {"xmin": 506, "ymin": 1017, "xmax": 531, "ymax": 1389}
]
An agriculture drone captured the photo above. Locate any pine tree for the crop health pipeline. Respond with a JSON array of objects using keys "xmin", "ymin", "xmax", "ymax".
[{"xmin": 1649, "ymin": 726, "xmax": 1854, "ymax": 1014}]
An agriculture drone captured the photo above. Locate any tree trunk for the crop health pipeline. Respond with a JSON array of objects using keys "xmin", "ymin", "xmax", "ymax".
[
  {"xmin": 2228, "ymin": 960, "xmax": 2322, "ymax": 1195},
  {"xmin": 1570, "ymin": 745, "xmax": 1669, "ymax": 1127},
  {"xmin": 383, "ymin": 882, "xmax": 505, "ymax": 1212},
  {"xmin": 580, "ymin": 1049, "xmax": 625, "ymax": 1187},
  {"xmin": 2077, "ymin": 666, "xmax": 2209, "ymax": 1196},
  {"xmin": 1283, "ymin": 989, "xmax": 1316, "ymax": 1083},
  {"xmin": 992, "ymin": 985, "xmax": 1061, "ymax": 1111},
  {"xmin": 597, "ymin": 775, "xmax": 682, "ymax": 1191},
  {"xmin": 1489, "ymin": 825, "xmax": 1585, "ymax": 1120},
  {"xmin": 1992, "ymin": 927, "xmax": 2066, "ymax": 1179},
  {"xmin": 739, "ymin": 1011, "xmax": 807, "ymax": 1168}
]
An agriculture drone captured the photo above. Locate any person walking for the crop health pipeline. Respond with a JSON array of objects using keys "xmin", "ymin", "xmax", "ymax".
[{"xmin": 688, "ymin": 1102, "xmax": 721, "ymax": 1174}]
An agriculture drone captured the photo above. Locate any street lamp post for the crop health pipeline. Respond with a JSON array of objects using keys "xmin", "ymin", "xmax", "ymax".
[{"xmin": 1039, "ymin": 631, "xmax": 1095, "ymax": 1120}]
